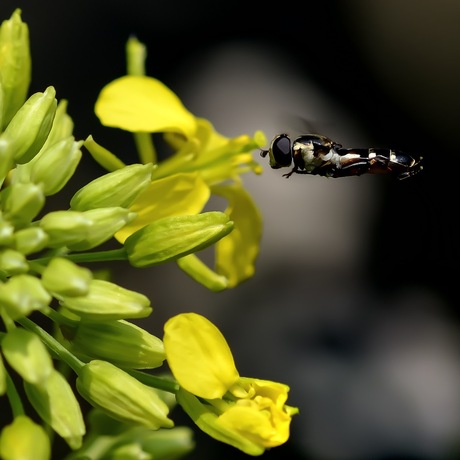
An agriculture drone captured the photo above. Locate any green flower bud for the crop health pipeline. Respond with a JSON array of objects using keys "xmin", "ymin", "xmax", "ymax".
[
  {"xmin": 72, "ymin": 319, "xmax": 165, "ymax": 369},
  {"xmin": 0, "ymin": 354, "xmax": 6, "ymax": 395},
  {"xmin": 24, "ymin": 369, "xmax": 85, "ymax": 450},
  {"xmin": 41, "ymin": 257, "xmax": 92, "ymax": 297},
  {"xmin": 60, "ymin": 279, "xmax": 152, "ymax": 320},
  {"xmin": 40, "ymin": 99, "xmax": 74, "ymax": 148},
  {"xmin": 39, "ymin": 210, "xmax": 91, "ymax": 248},
  {"xmin": 70, "ymin": 163, "xmax": 153, "ymax": 211},
  {"xmin": 125, "ymin": 212, "xmax": 233, "ymax": 267},
  {"xmin": 2, "ymin": 86, "xmax": 57, "ymax": 164},
  {"xmin": 0, "ymin": 182, "xmax": 45, "ymax": 228},
  {"xmin": 0, "ymin": 83, "xmax": 3, "ymax": 130},
  {"xmin": 2, "ymin": 328, "xmax": 53, "ymax": 384},
  {"xmin": 77, "ymin": 410, "xmax": 194, "ymax": 460},
  {"xmin": 0, "ymin": 274, "xmax": 51, "ymax": 319},
  {"xmin": 0, "ymin": 9, "xmax": 31, "ymax": 129},
  {"xmin": 108, "ymin": 443, "xmax": 147, "ymax": 460},
  {"xmin": 0, "ymin": 218, "xmax": 14, "ymax": 246},
  {"xmin": 0, "ymin": 249, "xmax": 28, "ymax": 275},
  {"xmin": 0, "ymin": 416, "xmax": 50, "ymax": 460},
  {"xmin": 68, "ymin": 207, "xmax": 136, "ymax": 251},
  {"xmin": 22, "ymin": 136, "xmax": 82, "ymax": 196},
  {"xmin": 0, "ymin": 138, "xmax": 15, "ymax": 184},
  {"xmin": 13, "ymin": 227, "xmax": 49, "ymax": 255},
  {"xmin": 140, "ymin": 426, "xmax": 195, "ymax": 459},
  {"xmin": 76, "ymin": 360, "xmax": 173, "ymax": 430}
]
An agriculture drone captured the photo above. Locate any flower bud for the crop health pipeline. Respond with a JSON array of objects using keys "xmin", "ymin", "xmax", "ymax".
[
  {"xmin": 139, "ymin": 426, "xmax": 195, "ymax": 459},
  {"xmin": 60, "ymin": 279, "xmax": 152, "ymax": 320},
  {"xmin": 41, "ymin": 257, "xmax": 92, "ymax": 297},
  {"xmin": 2, "ymin": 328, "xmax": 53, "ymax": 384},
  {"xmin": 81, "ymin": 410, "xmax": 194, "ymax": 459},
  {"xmin": 67, "ymin": 207, "xmax": 136, "ymax": 251},
  {"xmin": 70, "ymin": 163, "xmax": 153, "ymax": 211},
  {"xmin": 40, "ymin": 99, "xmax": 74, "ymax": 148},
  {"xmin": 13, "ymin": 227, "xmax": 49, "ymax": 255},
  {"xmin": 0, "ymin": 218, "xmax": 14, "ymax": 246},
  {"xmin": 1, "ymin": 182, "xmax": 45, "ymax": 227},
  {"xmin": 2, "ymin": 86, "xmax": 57, "ymax": 164},
  {"xmin": 76, "ymin": 360, "xmax": 173, "ymax": 430},
  {"xmin": 0, "ymin": 416, "xmax": 50, "ymax": 460},
  {"xmin": 71, "ymin": 319, "xmax": 165, "ymax": 369},
  {"xmin": 125, "ymin": 211, "xmax": 233, "ymax": 267},
  {"xmin": 0, "ymin": 138, "xmax": 15, "ymax": 183},
  {"xmin": 0, "ymin": 9, "xmax": 31, "ymax": 129},
  {"xmin": 20, "ymin": 136, "xmax": 82, "ymax": 196},
  {"xmin": 24, "ymin": 369, "xmax": 85, "ymax": 450},
  {"xmin": 108, "ymin": 443, "xmax": 146, "ymax": 459},
  {"xmin": 0, "ymin": 249, "xmax": 28, "ymax": 275},
  {"xmin": 0, "ymin": 274, "xmax": 51, "ymax": 319},
  {"xmin": 39, "ymin": 210, "xmax": 91, "ymax": 247}
]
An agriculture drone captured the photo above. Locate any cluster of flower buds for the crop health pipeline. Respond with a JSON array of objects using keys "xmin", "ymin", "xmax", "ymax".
[{"xmin": 0, "ymin": 10, "xmax": 185, "ymax": 457}]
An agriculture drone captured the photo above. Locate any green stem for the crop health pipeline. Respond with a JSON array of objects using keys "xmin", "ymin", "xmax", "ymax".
[
  {"xmin": 125, "ymin": 35, "xmax": 157, "ymax": 165},
  {"xmin": 45, "ymin": 309, "xmax": 78, "ymax": 328},
  {"xmin": 126, "ymin": 369, "xmax": 180, "ymax": 394},
  {"xmin": 28, "ymin": 260, "xmax": 45, "ymax": 275},
  {"xmin": 34, "ymin": 248, "xmax": 128, "ymax": 265},
  {"xmin": 16, "ymin": 317, "xmax": 84, "ymax": 374},
  {"xmin": 15, "ymin": 317, "xmax": 179, "ymax": 394},
  {"xmin": 134, "ymin": 132, "xmax": 157, "ymax": 165},
  {"xmin": 126, "ymin": 36, "xmax": 146, "ymax": 76},
  {"xmin": 5, "ymin": 372, "xmax": 25, "ymax": 417}
]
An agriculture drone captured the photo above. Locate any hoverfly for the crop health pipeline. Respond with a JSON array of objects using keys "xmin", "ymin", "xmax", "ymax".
[{"xmin": 260, "ymin": 133, "xmax": 423, "ymax": 180}]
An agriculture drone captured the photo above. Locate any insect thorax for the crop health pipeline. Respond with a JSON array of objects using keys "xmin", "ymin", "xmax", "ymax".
[{"xmin": 292, "ymin": 139, "xmax": 341, "ymax": 172}]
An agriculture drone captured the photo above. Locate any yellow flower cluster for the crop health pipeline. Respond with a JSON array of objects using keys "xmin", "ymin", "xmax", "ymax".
[
  {"xmin": 0, "ymin": 10, "xmax": 297, "ymax": 459},
  {"xmin": 90, "ymin": 44, "xmax": 265, "ymax": 290},
  {"xmin": 165, "ymin": 313, "xmax": 298, "ymax": 455}
]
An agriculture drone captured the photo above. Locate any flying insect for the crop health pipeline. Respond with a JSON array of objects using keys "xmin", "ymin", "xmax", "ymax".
[{"xmin": 260, "ymin": 133, "xmax": 423, "ymax": 179}]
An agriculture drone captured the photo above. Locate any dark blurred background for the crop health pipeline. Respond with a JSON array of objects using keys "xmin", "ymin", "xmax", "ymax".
[{"xmin": 2, "ymin": 1, "xmax": 459, "ymax": 459}]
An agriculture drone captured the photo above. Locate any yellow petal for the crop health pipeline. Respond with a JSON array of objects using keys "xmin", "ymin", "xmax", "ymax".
[
  {"xmin": 162, "ymin": 117, "xmax": 220, "ymax": 153},
  {"xmin": 195, "ymin": 118, "xmax": 228, "ymax": 150},
  {"xmin": 219, "ymin": 404, "xmax": 291, "ymax": 448},
  {"xmin": 115, "ymin": 173, "xmax": 210, "ymax": 243},
  {"xmin": 164, "ymin": 313, "xmax": 239, "ymax": 399},
  {"xmin": 95, "ymin": 76, "xmax": 197, "ymax": 137},
  {"xmin": 212, "ymin": 184, "xmax": 262, "ymax": 287}
]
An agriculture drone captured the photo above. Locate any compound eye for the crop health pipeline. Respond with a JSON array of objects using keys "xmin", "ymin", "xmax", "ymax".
[{"xmin": 270, "ymin": 134, "xmax": 292, "ymax": 168}]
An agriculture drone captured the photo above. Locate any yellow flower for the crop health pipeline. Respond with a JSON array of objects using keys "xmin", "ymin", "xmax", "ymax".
[
  {"xmin": 164, "ymin": 313, "xmax": 298, "ymax": 455},
  {"xmin": 93, "ymin": 55, "xmax": 265, "ymax": 290}
]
